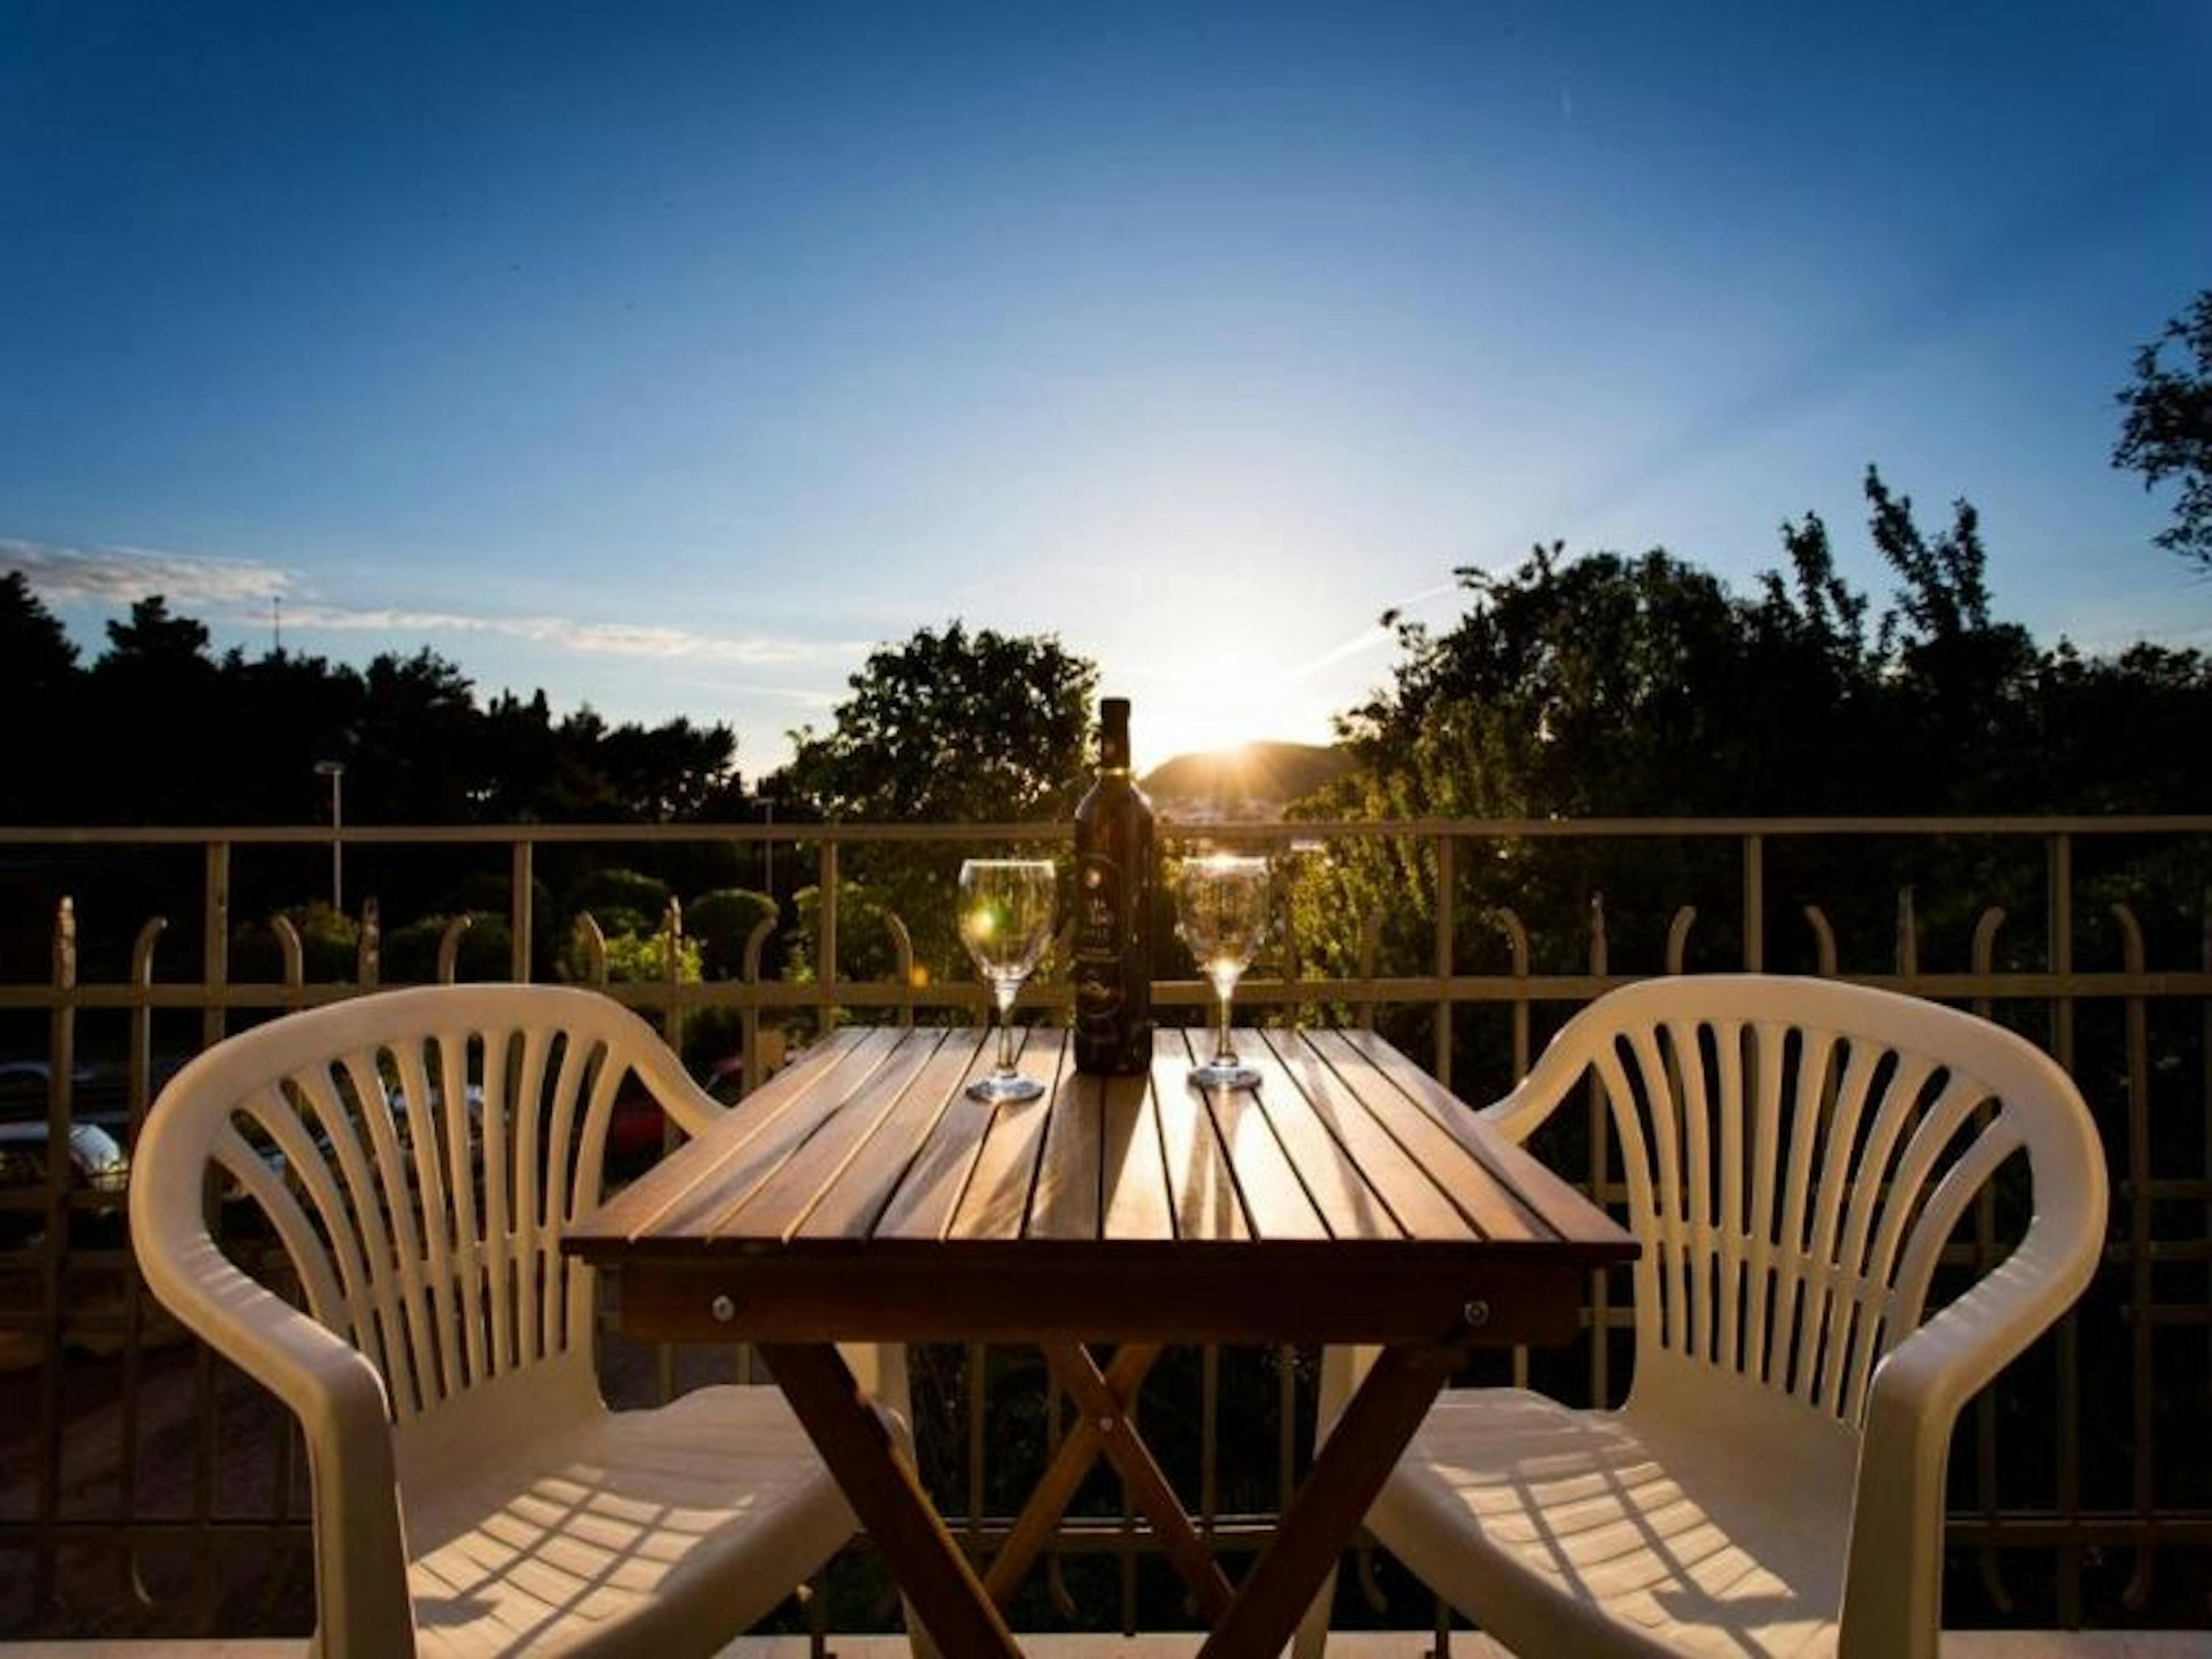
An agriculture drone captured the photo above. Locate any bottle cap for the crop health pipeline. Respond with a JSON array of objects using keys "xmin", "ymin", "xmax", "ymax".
[{"xmin": 1100, "ymin": 698, "xmax": 1131, "ymax": 769}]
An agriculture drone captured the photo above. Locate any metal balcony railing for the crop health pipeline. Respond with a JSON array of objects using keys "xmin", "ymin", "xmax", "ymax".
[{"xmin": 2, "ymin": 815, "xmax": 2208, "ymax": 1643}]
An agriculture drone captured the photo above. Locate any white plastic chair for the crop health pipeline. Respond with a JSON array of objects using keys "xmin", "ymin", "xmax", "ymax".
[
  {"xmin": 130, "ymin": 983, "xmax": 907, "ymax": 1658},
  {"xmin": 1298, "ymin": 975, "xmax": 2107, "ymax": 1659}
]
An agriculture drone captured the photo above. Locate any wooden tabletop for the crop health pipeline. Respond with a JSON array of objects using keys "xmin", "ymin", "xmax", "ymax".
[{"xmin": 569, "ymin": 1024, "xmax": 1635, "ymax": 1349}]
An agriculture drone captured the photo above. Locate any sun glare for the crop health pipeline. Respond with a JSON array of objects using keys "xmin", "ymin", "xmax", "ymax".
[{"xmin": 1144, "ymin": 685, "xmax": 1274, "ymax": 769}]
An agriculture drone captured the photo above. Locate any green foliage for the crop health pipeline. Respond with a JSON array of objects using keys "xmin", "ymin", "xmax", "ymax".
[
  {"xmin": 0, "ymin": 574, "xmax": 82, "ymax": 823},
  {"xmin": 379, "ymin": 913, "xmax": 516, "ymax": 983},
  {"xmin": 2113, "ymin": 288, "xmax": 2212, "ymax": 570},
  {"xmin": 0, "ymin": 593, "xmax": 747, "ymax": 831},
  {"xmin": 685, "ymin": 887, "xmax": 780, "ymax": 979},
  {"xmin": 1291, "ymin": 468, "xmax": 2212, "ymax": 1060},
  {"xmin": 785, "ymin": 882, "xmax": 912, "ymax": 987},
  {"xmin": 563, "ymin": 921, "xmax": 702, "ymax": 985},
  {"xmin": 566, "ymin": 866, "xmax": 672, "ymax": 925},
  {"xmin": 775, "ymin": 622, "xmax": 1096, "ymax": 824},
  {"xmin": 229, "ymin": 902, "xmax": 362, "ymax": 983},
  {"xmin": 770, "ymin": 622, "xmax": 1096, "ymax": 984}
]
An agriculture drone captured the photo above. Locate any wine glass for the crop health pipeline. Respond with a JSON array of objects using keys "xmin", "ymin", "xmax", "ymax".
[
  {"xmin": 958, "ymin": 858, "xmax": 1058, "ymax": 1103},
  {"xmin": 1175, "ymin": 853, "xmax": 1272, "ymax": 1090}
]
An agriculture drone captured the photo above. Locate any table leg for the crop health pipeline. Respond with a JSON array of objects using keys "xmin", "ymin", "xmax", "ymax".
[
  {"xmin": 1198, "ymin": 1343, "xmax": 1459, "ymax": 1659},
  {"xmin": 759, "ymin": 1342, "xmax": 1022, "ymax": 1659}
]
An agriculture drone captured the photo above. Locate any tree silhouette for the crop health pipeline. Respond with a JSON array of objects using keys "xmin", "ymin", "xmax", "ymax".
[{"xmin": 2114, "ymin": 289, "xmax": 2212, "ymax": 570}]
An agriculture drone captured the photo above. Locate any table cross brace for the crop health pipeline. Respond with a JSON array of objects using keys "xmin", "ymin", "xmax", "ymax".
[{"xmin": 984, "ymin": 1341, "xmax": 1237, "ymax": 1620}]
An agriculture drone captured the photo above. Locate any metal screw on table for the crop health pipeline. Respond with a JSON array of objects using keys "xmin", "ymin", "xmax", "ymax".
[
  {"xmin": 1463, "ymin": 1298, "xmax": 1491, "ymax": 1328},
  {"xmin": 711, "ymin": 1295, "xmax": 737, "ymax": 1323}
]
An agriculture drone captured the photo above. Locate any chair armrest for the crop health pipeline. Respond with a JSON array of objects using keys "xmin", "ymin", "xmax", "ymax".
[
  {"xmin": 1840, "ymin": 1211, "xmax": 2104, "ymax": 1659},
  {"xmin": 1474, "ymin": 1063, "xmax": 1575, "ymax": 1147},
  {"xmin": 621, "ymin": 1043, "xmax": 730, "ymax": 1143},
  {"xmin": 154, "ymin": 1236, "xmax": 416, "ymax": 1654}
]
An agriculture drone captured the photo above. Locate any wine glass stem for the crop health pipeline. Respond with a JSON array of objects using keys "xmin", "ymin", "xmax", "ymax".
[
  {"xmin": 1214, "ymin": 979, "xmax": 1236, "ymax": 1066},
  {"xmin": 994, "ymin": 977, "xmax": 1020, "ymax": 1077}
]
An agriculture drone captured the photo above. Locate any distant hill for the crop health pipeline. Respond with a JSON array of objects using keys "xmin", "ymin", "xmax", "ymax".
[{"xmin": 1140, "ymin": 741, "xmax": 1357, "ymax": 820}]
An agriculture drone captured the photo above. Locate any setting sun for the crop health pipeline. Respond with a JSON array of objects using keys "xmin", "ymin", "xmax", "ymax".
[{"xmin": 1141, "ymin": 675, "xmax": 1291, "ymax": 769}]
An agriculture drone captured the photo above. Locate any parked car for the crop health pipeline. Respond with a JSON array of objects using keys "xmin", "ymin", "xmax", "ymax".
[
  {"xmin": 0, "ymin": 1060, "xmax": 158, "ymax": 1368},
  {"xmin": 0, "ymin": 1062, "xmax": 130, "ymax": 1244}
]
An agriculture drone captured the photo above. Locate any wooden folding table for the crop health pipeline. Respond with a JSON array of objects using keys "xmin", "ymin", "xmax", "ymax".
[{"xmin": 566, "ymin": 1022, "xmax": 1635, "ymax": 1658}]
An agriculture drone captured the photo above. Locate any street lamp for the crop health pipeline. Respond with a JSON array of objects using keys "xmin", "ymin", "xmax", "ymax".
[{"xmin": 314, "ymin": 761, "xmax": 346, "ymax": 914}]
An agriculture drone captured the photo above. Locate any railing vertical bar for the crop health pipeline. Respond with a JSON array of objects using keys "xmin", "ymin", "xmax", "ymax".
[
  {"xmin": 1587, "ymin": 892, "xmax": 1611, "ymax": 1408},
  {"xmin": 119, "ymin": 918, "xmax": 168, "ymax": 1607},
  {"xmin": 2113, "ymin": 906, "xmax": 2157, "ymax": 1610},
  {"xmin": 966, "ymin": 1340, "xmax": 988, "ymax": 1550},
  {"xmin": 202, "ymin": 842, "xmax": 229, "ymax": 1048},
  {"xmin": 1501, "ymin": 904, "xmax": 1533, "ymax": 1391},
  {"xmin": 511, "ymin": 840, "xmax": 535, "ymax": 982},
  {"xmin": 1742, "ymin": 832, "xmax": 1764, "ymax": 971},
  {"xmin": 1968, "ymin": 907, "xmax": 2014, "ymax": 1613},
  {"xmin": 1433, "ymin": 830, "xmax": 1454, "ymax": 1089},
  {"xmin": 33, "ymin": 898, "xmax": 77, "ymax": 1613},
  {"xmin": 1201, "ymin": 1344, "xmax": 1221, "ymax": 1539},
  {"xmin": 196, "ymin": 842, "xmax": 229, "ymax": 1627},
  {"xmin": 820, "ymin": 839, "xmax": 841, "ymax": 1036},
  {"xmin": 2047, "ymin": 830, "xmax": 2082, "ymax": 1624}
]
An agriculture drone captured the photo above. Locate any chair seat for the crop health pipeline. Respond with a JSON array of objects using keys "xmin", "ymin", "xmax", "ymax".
[
  {"xmin": 402, "ymin": 1384, "xmax": 858, "ymax": 1659},
  {"xmin": 1369, "ymin": 1385, "xmax": 1858, "ymax": 1659}
]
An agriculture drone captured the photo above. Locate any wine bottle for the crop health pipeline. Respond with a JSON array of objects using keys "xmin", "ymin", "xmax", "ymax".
[{"xmin": 1071, "ymin": 697, "xmax": 1156, "ymax": 1074}]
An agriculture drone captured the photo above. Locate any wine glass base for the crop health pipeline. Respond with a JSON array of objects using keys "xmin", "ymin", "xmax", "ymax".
[
  {"xmin": 967, "ymin": 1072, "xmax": 1046, "ymax": 1104},
  {"xmin": 1188, "ymin": 1060, "xmax": 1262, "ymax": 1092}
]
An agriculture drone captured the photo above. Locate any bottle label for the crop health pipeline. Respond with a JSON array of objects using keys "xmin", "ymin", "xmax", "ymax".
[{"xmin": 1073, "ymin": 852, "xmax": 1124, "ymax": 1022}]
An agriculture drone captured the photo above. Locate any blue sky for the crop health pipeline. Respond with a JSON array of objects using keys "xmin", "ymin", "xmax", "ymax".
[{"xmin": 4, "ymin": 1, "xmax": 2208, "ymax": 773}]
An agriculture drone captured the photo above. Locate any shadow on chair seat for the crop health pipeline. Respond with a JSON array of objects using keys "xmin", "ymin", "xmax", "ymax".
[
  {"xmin": 1376, "ymin": 1376, "xmax": 1857, "ymax": 1658},
  {"xmin": 404, "ymin": 1382, "xmax": 859, "ymax": 1658}
]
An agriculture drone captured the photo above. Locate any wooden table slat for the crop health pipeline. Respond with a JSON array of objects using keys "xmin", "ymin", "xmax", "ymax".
[
  {"xmin": 717, "ymin": 1027, "xmax": 952, "ymax": 1243},
  {"xmin": 1176, "ymin": 1030, "xmax": 1331, "ymax": 1242},
  {"xmin": 946, "ymin": 1035, "xmax": 1065, "ymax": 1241},
  {"xmin": 582, "ymin": 1029, "xmax": 873, "ymax": 1244},
  {"xmin": 870, "ymin": 1029, "xmax": 1008, "ymax": 1241},
  {"xmin": 1149, "ymin": 1031, "xmax": 1251, "ymax": 1242},
  {"xmin": 1098, "ymin": 1069, "xmax": 1175, "ymax": 1241},
  {"xmin": 637, "ymin": 1026, "xmax": 911, "ymax": 1244},
  {"xmin": 1335, "ymin": 1027, "xmax": 1631, "ymax": 1247},
  {"xmin": 1027, "ymin": 1056, "xmax": 1104, "ymax": 1240},
  {"xmin": 1289, "ymin": 1030, "xmax": 1544, "ymax": 1243},
  {"xmin": 797, "ymin": 1029, "xmax": 988, "ymax": 1241},
  {"xmin": 1253, "ymin": 1031, "xmax": 1476, "ymax": 1241}
]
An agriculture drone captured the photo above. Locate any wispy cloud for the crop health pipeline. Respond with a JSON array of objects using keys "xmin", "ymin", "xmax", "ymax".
[
  {"xmin": 3, "ymin": 537, "xmax": 293, "ymax": 608},
  {"xmin": 1296, "ymin": 578, "xmax": 1464, "ymax": 676},
  {"xmin": 277, "ymin": 603, "xmax": 864, "ymax": 666},
  {"xmin": 4, "ymin": 537, "xmax": 863, "ymax": 666}
]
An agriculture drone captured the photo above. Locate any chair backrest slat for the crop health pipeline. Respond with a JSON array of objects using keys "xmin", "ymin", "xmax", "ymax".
[
  {"xmin": 1741, "ymin": 1019, "xmax": 1789, "ymax": 1381},
  {"xmin": 476, "ymin": 1027, "xmax": 516, "ymax": 1378}
]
